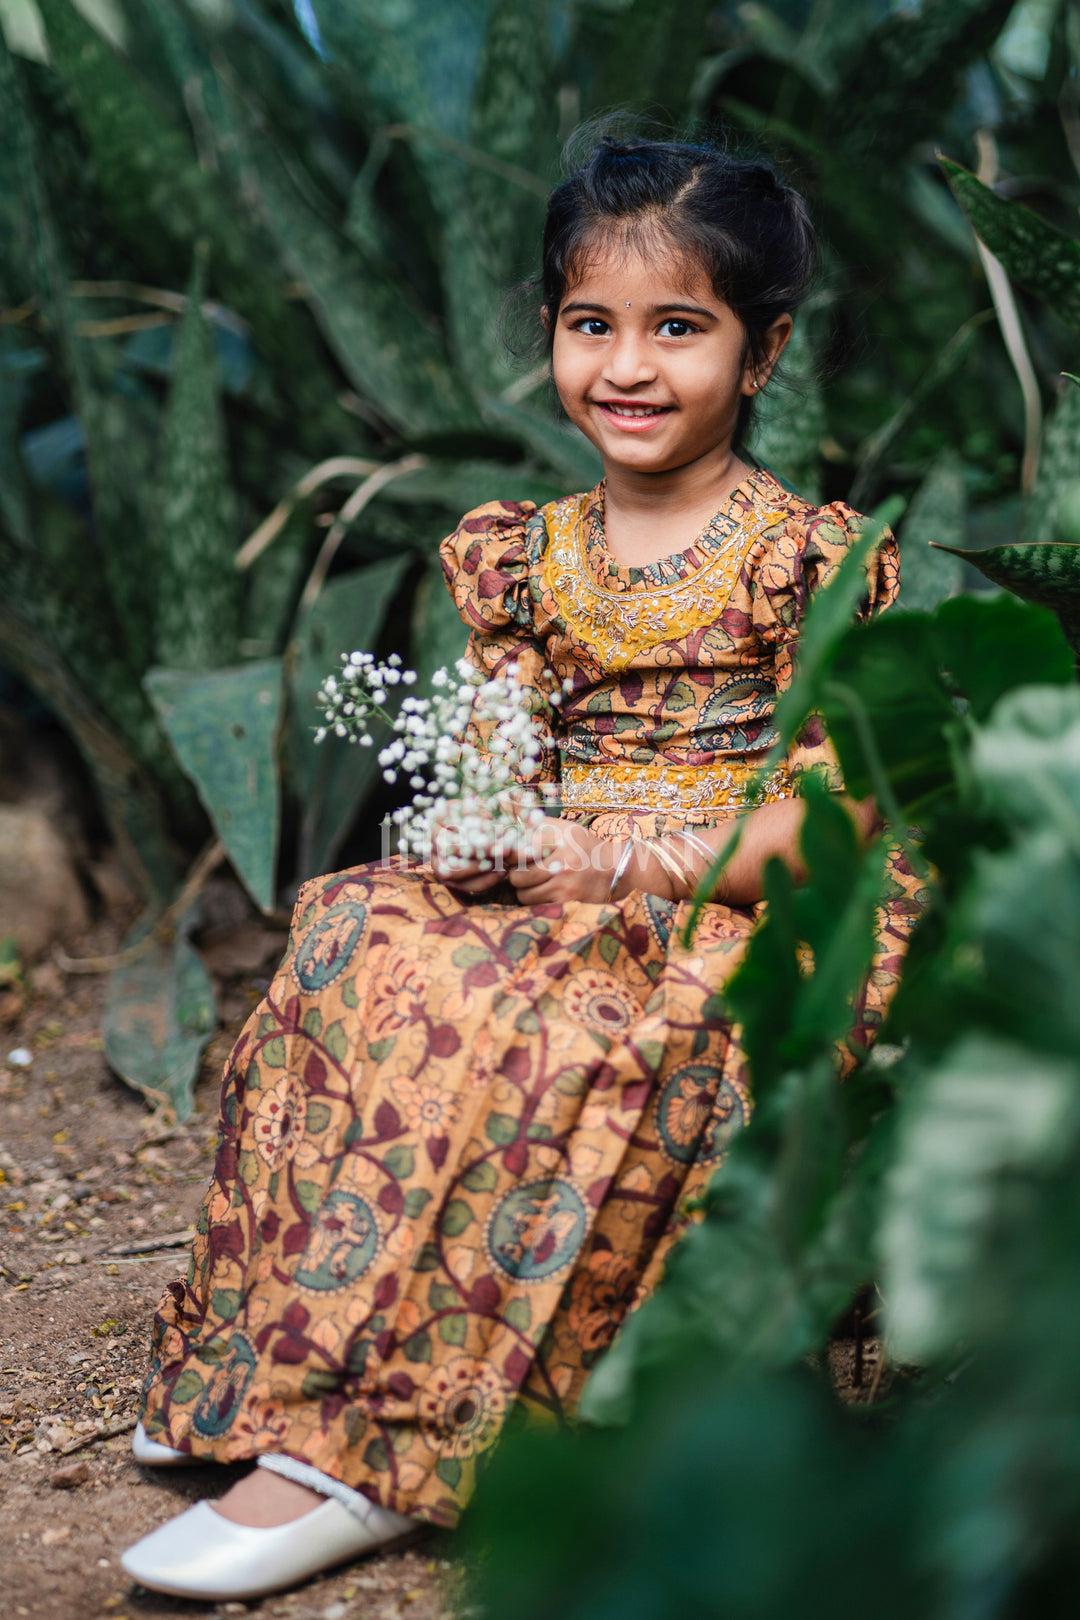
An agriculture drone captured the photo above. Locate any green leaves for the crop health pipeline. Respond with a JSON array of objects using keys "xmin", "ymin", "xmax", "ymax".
[
  {"xmin": 154, "ymin": 248, "xmax": 239, "ymax": 671},
  {"xmin": 146, "ymin": 661, "xmax": 284, "ymax": 911},
  {"xmin": 941, "ymin": 157, "xmax": 1080, "ymax": 335},
  {"xmin": 896, "ymin": 454, "xmax": 964, "ymax": 612},
  {"xmin": 879, "ymin": 1034, "xmax": 1076, "ymax": 1363},
  {"xmin": 930, "ymin": 540, "xmax": 1080, "ymax": 658},
  {"xmin": 288, "ymin": 558, "xmax": 411, "ymax": 879}
]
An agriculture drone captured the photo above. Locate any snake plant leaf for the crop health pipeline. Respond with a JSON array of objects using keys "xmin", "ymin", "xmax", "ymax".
[
  {"xmin": 580, "ymin": 0, "xmax": 713, "ymax": 116},
  {"xmin": 145, "ymin": 660, "xmax": 284, "ymax": 912},
  {"xmin": 896, "ymin": 453, "xmax": 965, "ymax": 612},
  {"xmin": 34, "ymin": 0, "xmax": 346, "ymax": 451},
  {"xmin": 829, "ymin": 0, "xmax": 1016, "ymax": 161},
  {"xmin": 204, "ymin": 79, "xmax": 473, "ymax": 437},
  {"xmin": 484, "ymin": 397, "xmax": 604, "ymax": 490},
  {"xmin": 154, "ymin": 247, "xmax": 239, "ymax": 672},
  {"xmin": 940, "ymin": 157, "xmax": 1080, "ymax": 336},
  {"xmin": 289, "ymin": 559, "xmax": 410, "ymax": 881},
  {"xmin": 103, "ymin": 910, "xmax": 215, "ymax": 1123},
  {"xmin": 928, "ymin": 540, "xmax": 1080, "ymax": 658},
  {"xmin": 1025, "ymin": 375, "xmax": 1080, "ymax": 547}
]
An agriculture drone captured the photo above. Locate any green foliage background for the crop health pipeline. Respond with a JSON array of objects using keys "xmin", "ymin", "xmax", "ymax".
[{"xmin": 3, "ymin": 0, "xmax": 1080, "ymax": 1609}]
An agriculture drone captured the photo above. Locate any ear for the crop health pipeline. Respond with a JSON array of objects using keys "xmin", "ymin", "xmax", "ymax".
[
  {"xmin": 540, "ymin": 303, "xmax": 553, "ymax": 333},
  {"xmin": 741, "ymin": 313, "xmax": 794, "ymax": 395}
]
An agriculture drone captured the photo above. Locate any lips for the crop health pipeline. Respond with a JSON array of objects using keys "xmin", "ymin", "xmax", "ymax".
[{"xmin": 593, "ymin": 400, "xmax": 672, "ymax": 432}]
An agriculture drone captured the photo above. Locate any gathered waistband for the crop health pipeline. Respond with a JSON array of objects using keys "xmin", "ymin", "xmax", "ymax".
[{"xmin": 559, "ymin": 757, "xmax": 793, "ymax": 814}]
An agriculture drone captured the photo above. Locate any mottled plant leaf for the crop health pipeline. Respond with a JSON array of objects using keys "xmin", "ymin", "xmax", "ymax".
[
  {"xmin": 896, "ymin": 453, "xmax": 965, "ymax": 612},
  {"xmin": 289, "ymin": 559, "xmax": 410, "ymax": 881},
  {"xmin": 145, "ymin": 660, "xmax": 284, "ymax": 911},
  {"xmin": 929, "ymin": 540, "xmax": 1080, "ymax": 658},
  {"xmin": 104, "ymin": 912, "xmax": 215, "ymax": 1122},
  {"xmin": 941, "ymin": 157, "xmax": 1080, "ymax": 336},
  {"xmin": 154, "ymin": 246, "xmax": 239, "ymax": 671}
]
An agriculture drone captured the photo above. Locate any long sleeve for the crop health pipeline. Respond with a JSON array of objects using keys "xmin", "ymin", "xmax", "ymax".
[{"xmin": 439, "ymin": 500, "xmax": 559, "ymax": 792}]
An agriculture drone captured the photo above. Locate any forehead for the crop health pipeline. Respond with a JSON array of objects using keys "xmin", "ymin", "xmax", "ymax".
[{"xmin": 561, "ymin": 226, "xmax": 720, "ymax": 309}]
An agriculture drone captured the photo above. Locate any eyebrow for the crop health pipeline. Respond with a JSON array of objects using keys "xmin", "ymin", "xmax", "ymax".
[{"xmin": 560, "ymin": 300, "xmax": 718, "ymax": 321}]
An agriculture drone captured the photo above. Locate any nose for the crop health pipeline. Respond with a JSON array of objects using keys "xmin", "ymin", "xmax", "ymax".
[{"xmin": 602, "ymin": 329, "xmax": 657, "ymax": 392}]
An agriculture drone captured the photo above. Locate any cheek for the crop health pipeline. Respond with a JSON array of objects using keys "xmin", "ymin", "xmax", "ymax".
[{"xmin": 551, "ymin": 337, "xmax": 594, "ymax": 407}]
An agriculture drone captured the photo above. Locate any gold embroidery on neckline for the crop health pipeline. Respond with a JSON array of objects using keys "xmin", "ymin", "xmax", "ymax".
[{"xmin": 540, "ymin": 493, "xmax": 787, "ymax": 671}]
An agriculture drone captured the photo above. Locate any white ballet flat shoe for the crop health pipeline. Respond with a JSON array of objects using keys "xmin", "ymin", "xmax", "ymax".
[
  {"xmin": 131, "ymin": 1420, "xmax": 201, "ymax": 1467},
  {"xmin": 120, "ymin": 1494, "xmax": 418, "ymax": 1601}
]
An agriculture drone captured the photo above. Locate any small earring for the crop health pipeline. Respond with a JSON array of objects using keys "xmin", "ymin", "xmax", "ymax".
[{"xmin": 625, "ymin": 301, "xmax": 631, "ymax": 308}]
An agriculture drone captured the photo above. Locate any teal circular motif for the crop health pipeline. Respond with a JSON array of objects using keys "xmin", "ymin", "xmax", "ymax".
[
  {"xmin": 191, "ymin": 1334, "xmax": 256, "ymax": 1438},
  {"xmin": 485, "ymin": 1178, "xmax": 587, "ymax": 1284},
  {"xmin": 656, "ymin": 1065, "xmax": 748, "ymax": 1165},
  {"xmin": 292, "ymin": 901, "xmax": 368, "ymax": 992},
  {"xmin": 296, "ymin": 1190, "xmax": 380, "ymax": 1293}
]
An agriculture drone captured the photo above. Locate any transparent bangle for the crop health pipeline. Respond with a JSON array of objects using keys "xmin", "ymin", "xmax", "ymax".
[{"xmin": 606, "ymin": 839, "xmax": 636, "ymax": 902}]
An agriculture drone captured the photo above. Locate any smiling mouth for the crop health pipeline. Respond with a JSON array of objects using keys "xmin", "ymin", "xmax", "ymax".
[{"xmin": 594, "ymin": 401, "xmax": 672, "ymax": 424}]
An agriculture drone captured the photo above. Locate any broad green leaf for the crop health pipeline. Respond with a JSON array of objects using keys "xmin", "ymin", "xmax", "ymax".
[
  {"xmin": 289, "ymin": 559, "xmax": 410, "ymax": 880},
  {"xmin": 941, "ymin": 157, "xmax": 1080, "ymax": 336},
  {"xmin": 879, "ymin": 1033, "xmax": 1076, "ymax": 1363},
  {"xmin": 931, "ymin": 594, "xmax": 1074, "ymax": 719},
  {"xmin": 896, "ymin": 453, "xmax": 964, "ymax": 612},
  {"xmin": 104, "ymin": 912, "xmax": 216, "ymax": 1121},
  {"xmin": 969, "ymin": 684, "xmax": 1080, "ymax": 839},
  {"xmin": 145, "ymin": 660, "xmax": 284, "ymax": 911},
  {"xmin": 154, "ymin": 247, "xmax": 239, "ymax": 671}
]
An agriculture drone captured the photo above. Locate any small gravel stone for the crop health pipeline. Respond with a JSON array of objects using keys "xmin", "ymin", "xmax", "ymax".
[{"xmin": 50, "ymin": 1461, "xmax": 90, "ymax": 1489}]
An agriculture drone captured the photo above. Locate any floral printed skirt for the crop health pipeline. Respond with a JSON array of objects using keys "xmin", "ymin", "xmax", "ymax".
[{"xmin": 140, "ymin": 839, "xmax": 918, "ymax": 1528}]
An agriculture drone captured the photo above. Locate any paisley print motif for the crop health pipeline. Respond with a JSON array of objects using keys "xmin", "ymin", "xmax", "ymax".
[
  {"xmin": 141, "ymin": 473, "xmax": 921, "ymax": 1532},
  {"xmin": 292, "ymin": 900, "xmax": 368, "ymax": 991}
]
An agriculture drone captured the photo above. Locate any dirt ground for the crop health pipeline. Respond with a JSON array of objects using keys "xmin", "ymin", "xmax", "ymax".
[{"xmin": 0, "ymin": 909, "xmax": 454, "ymax": 1620}]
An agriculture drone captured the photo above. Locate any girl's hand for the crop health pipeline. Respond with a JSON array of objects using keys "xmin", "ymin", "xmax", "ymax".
[
  {"xmin": 507, "ymin": 819, "xmax": 616, "ymax": 905},
  {"xmin": 429, "ymin": 805, "xmax": 507, "ymax": 893}
]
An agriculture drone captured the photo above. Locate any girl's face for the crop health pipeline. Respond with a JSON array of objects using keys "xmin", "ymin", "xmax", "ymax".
[{"xmin": 549, "ymin": 240, "xmax": 791, "ymax": 479}]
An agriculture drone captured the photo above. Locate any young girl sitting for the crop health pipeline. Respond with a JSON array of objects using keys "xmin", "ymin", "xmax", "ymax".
[{"xmin": 121, "ymin": 136, "xmax": 918, "ymax": 1602}]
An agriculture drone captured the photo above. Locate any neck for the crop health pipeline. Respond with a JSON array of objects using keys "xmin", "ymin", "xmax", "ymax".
[{"xmin": 599, "ymin": 443, "xmax": 751, "ymax": 537}]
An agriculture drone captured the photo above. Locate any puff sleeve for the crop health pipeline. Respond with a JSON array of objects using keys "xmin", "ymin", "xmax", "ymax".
[
  {"xmin": 752, "ymin": 501, "xmax": 900, "ymax": 790},
  {"xmin": 438, "ymin": 500, "xmax": 559, "ymax": 791}
]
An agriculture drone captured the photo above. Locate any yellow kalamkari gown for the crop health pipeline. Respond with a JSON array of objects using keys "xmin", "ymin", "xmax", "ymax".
[{"xmin": 141, "ymin": 470, "xmax": 922, "ymax": 1527}]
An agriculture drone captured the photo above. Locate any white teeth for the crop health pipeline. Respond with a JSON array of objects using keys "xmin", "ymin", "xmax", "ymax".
[{"xmin": 603, "ymin": 404, "xmax": 665, "ymax": 417}]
